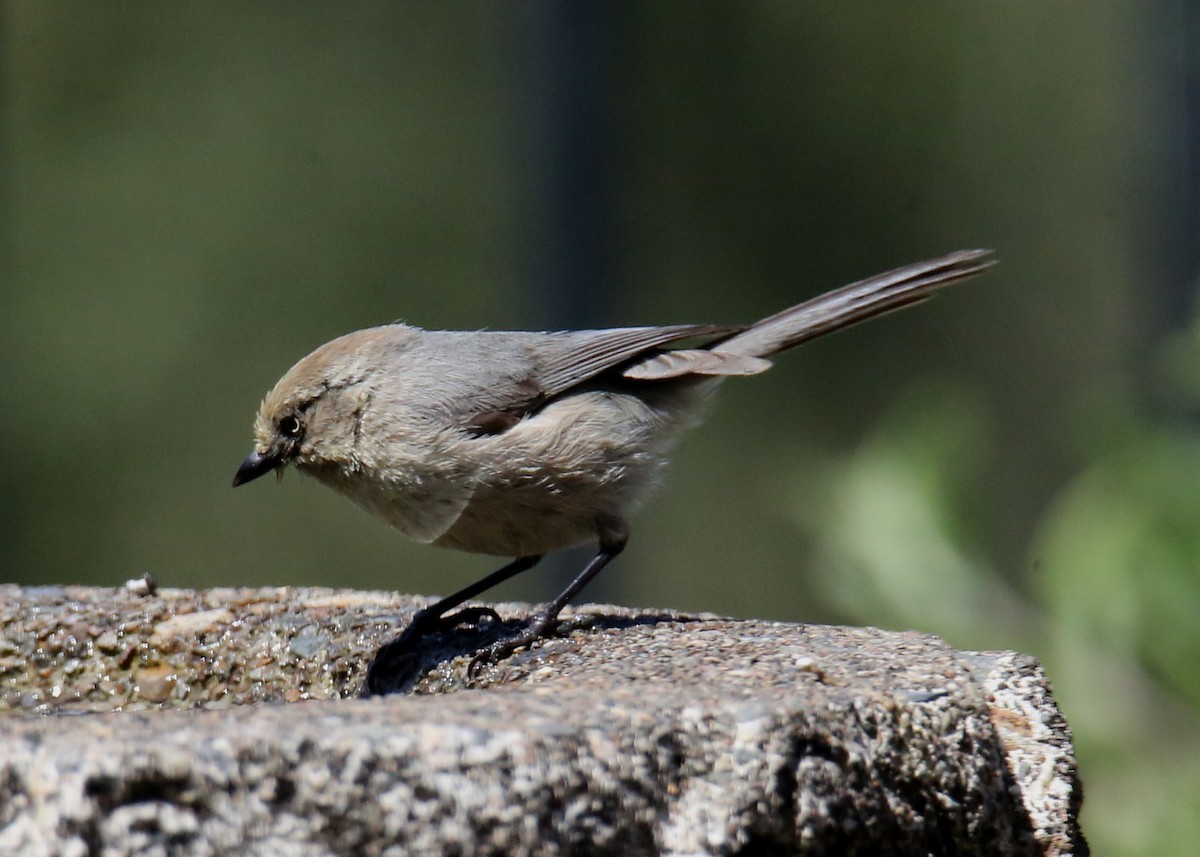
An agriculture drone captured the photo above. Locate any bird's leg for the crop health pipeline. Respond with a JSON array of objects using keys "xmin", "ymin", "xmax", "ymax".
[
  {"xmin": 470, "ymin": 518, "xmax": 629, "ymax": 674},
  {"xmin": 363, "ymin": 554, "xmax": 542, "ymax": 695},
  {"xmin": 407, "ymin": 554, "xmax": 543, "ymax": 635}
]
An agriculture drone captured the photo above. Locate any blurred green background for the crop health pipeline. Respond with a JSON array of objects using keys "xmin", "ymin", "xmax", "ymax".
[{"xmin": 5, "ymin": 3, "xmax": 1198, "ymax": 853}]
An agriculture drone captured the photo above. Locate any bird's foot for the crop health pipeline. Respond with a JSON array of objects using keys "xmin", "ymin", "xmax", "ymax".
[
  {"xmin": 362, "ymin": 604, "xmax": 502, "ymax": 696},
  {"xmin": 467, "ymin": 613, "xmax": 559, "ymax": 679},
  {"xmin": 412, "ymin": 605, "xmax": 502, "ymax": 636}
]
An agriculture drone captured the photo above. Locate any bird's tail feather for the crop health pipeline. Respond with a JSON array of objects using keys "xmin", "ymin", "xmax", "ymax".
[{"xmin": 711, "ymin": 249, "xmax": 996, "ymax": 359}]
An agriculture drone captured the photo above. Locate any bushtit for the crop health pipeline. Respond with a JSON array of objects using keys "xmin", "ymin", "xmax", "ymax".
[{"xmin": 234, "ymin": 249, "xmax": 993, "ymax": 684}]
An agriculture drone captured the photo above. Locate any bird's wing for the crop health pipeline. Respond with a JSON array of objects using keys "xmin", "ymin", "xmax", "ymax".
[
  {"xmin": 534, "ymin": 324, "xmax": 738, "ymax": 398},
  {"xmin": 622, "ymin": 349, "xmax": 773, "ymax": 380},
  {"xmin": 448, "ymin": 324, "xmax": 737, "ymax": 437}
]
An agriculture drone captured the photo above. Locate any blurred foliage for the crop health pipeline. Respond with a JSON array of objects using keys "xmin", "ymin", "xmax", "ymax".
[{"xmin": 4, "ymin": 3, "xmax": 1198, "ymax": 853}]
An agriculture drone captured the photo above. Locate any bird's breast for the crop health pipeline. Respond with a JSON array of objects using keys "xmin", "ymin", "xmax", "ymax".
[{"xmin": 304, "ymin": 383, "xmax": 714, "ymax": 557}]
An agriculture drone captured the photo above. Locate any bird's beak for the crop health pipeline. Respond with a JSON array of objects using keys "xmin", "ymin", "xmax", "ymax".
[{"xmin": 232, "ymin": 449, "xmax": 282, "ymax": 487}]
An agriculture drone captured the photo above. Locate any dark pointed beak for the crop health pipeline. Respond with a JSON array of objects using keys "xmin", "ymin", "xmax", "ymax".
[{"xmin": 232, "ymin": 449, "xmax": 282, "ymax": 487}]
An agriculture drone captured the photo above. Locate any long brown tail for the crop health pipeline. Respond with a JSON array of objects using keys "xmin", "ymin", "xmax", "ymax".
[{"xmin": 711, "ymin": 249, "xmax": 996, "ymax": 359}]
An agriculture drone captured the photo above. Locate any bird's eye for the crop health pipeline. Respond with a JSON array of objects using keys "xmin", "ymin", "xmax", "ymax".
[{"xmin": 279, "ymin": 415, "xmax": 303, "ymax": 438}]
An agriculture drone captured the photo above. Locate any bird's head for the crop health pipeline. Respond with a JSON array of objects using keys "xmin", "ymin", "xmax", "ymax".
[{"xmin": 232, "ymin": 325, "xmax": 413, "ymax": 487}]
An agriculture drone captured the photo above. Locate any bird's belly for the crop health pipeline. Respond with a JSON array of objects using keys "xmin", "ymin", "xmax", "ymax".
[
  {"xmin": 307, "ymin": 384, "xmax": 713, "ymax": 558},
  {"xmin": 433, "ymin": 386, "xmax": 710, "ymax": 556},
  {"xmin": 300, "ymin": 457, "xmax": 477, "ymax": 546},
  {"xmin": 432, "ymin": 484, "xmax": 607, "ymax": 556}
]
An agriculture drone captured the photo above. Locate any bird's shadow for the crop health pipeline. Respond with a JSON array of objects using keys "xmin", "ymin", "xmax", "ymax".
[{"xmin": 360, "ymin": 609, "xmax": 696, "ymax": 697}]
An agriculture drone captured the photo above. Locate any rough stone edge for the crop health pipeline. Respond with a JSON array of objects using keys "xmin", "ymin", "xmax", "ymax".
[
  {"xmin": 0, "ymin": 680, "xmax": 1058, "ymax": 857},
  {"xmin": 0, "ymin": 586, "xmax": 1087, "ymax": 854},
  {"xmin": 969, "ymin": 651, "xmax": 1088, "ymax": 857}
]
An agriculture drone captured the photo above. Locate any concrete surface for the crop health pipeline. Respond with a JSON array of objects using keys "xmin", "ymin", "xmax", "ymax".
[{"xmin": 0, "ymin": 585, "xmax": 1086, "ymax": 855}]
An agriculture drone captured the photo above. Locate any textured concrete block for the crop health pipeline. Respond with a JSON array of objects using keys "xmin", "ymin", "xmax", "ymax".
[{"xmin": 0, "ymin": 586, "xmax": 1085, "ymax": 855}]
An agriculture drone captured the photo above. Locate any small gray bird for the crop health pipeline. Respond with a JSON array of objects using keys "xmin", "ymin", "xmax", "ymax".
[{"xmin": 234, "ymin": 249, "xmax": 994, "ymax": 688}]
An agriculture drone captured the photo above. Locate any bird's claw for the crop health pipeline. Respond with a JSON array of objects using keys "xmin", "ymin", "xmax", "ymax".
[
  {"xmin": 465, "ymin": 615, "xmax": 559, "ymax": 680},
  {"xmin": 362, "ymin": 604, "xmax": 504, "ymax": 696},
  {"xmin": 426, "ymin": 605, "xmax": 501, "ymax": 633},
  {"xmin": 466, "ymin": 639, "xmax": 516, "ymax": 680}
]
